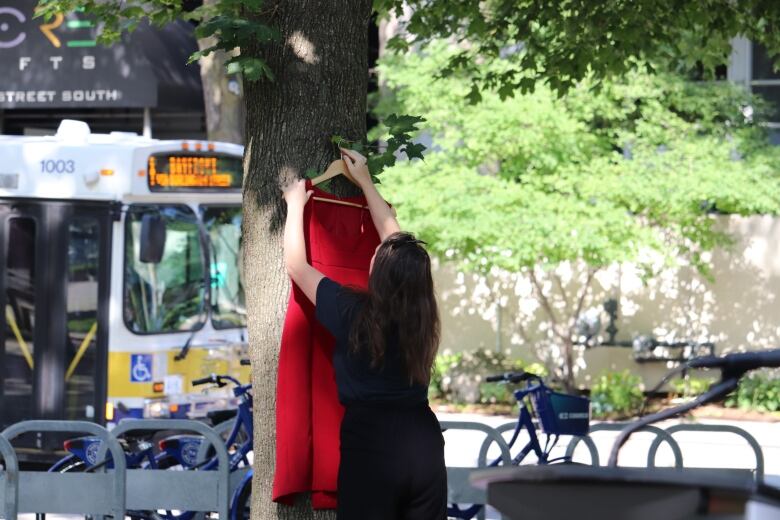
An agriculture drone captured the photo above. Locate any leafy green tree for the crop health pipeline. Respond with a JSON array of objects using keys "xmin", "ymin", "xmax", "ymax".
[
  {"xmin": 377, "ymin": 42, "xmax": 780, "ymax": 390},
  {"xmin": 32, "ymin": 0, "xmax": 780, "ymax": 517},
  {"xmin": 377, "ymin": 0, "xmax": 780, "ymax": 99}
]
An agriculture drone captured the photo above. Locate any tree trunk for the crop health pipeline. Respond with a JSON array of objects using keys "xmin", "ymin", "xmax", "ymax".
[
  {"xmin": 243, "ymin": 2, "xmax": 373, "ymax": 519},
  {"xmin": 197, "ymin": 0, "xmax": 245, "ymax": 144}
]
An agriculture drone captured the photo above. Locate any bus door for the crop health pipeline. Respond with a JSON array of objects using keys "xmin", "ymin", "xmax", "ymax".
[{"xmin": 0, "ymin": 200, "xmax": 114, "ymax": 430}]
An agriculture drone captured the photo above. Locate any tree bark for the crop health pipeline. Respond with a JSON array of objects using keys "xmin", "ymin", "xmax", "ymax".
[
  {"xmin": 197, "ymin": 0, "xmax": 244, "ymax": 144},
  {"xmin": 242, "ymin": 2, "xmax": 373, "ymax": 519}
]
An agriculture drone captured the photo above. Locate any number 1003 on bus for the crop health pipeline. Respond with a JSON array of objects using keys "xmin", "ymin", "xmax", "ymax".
[{"xmin": 41, "ymin": 159, "xmax": 76, "ymax": 174}]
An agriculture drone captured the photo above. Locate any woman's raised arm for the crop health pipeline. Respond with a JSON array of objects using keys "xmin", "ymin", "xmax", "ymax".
[{"xmin": 282, "ymin": 179, "xmax": 324, "ymax": 304}]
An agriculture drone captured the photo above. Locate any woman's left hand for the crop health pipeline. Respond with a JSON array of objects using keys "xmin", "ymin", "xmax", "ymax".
[{"xmin": 282, "ymin": 178, "xmax": 313, "ymax": 208}]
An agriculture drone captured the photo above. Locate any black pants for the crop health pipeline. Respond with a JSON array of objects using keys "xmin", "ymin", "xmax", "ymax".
[{"xmin": 337, "ymin": 403, "xmax": 447, "ymax": 520}]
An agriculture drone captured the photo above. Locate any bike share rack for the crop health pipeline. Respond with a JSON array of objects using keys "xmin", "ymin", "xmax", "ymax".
[
  {"xmin": 440, "ymin": 420, "xmax": 513, "ymax": 519},
  {"xmin": 443, "ymin": 420, "xmax": 683, "ymax": 519},
  {"xmin": 203, "ymin": 418, "xmax": 252, "ymax": 503},
  {"xmin": 647, "ymin": 424, "xmax": 764, "ymax": 479},
  {"xmin": 565, "ymin": 423, "xmax": 684, "ymax": 468},
  {"xmin": 110, "ymin": 419, "xmax": 231, "ymax": 520},
  {"xmin": 1, "ymin": 420, "xmax": 126, "ymax": 520},
  {"xmin": 0, "ymin": 434, "xmax": 18, "ymax": 520}
]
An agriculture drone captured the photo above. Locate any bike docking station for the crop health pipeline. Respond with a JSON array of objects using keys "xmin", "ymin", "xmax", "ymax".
[
  {"xmin": 0, "ymin": 418, "xmax": 239, "ymax": 520},
  {"xmin": 0, "ymin": 370, "xmax": 253, "ymax": 520},
  {"xmin": 1, "ymin": 420, "xmax": 127, "ymax": 519},
  {"xmin": 465, "ymin": 349, "xmax": 780, "ymax": 520},
  {"xmin": 0, "ymin": 433, "xmax": 18, "ymax": 520},
  {"xmin": 107, "ymin": 419, "xmax": 231, "ymax": 520}
]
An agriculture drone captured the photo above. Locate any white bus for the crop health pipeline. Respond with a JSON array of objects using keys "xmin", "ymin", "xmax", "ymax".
[{"xmin": 0, "ymin": 120, "xmax": 249, "ymax": 445}]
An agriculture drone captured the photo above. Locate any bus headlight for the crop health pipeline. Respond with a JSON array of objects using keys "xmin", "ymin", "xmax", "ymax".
[{"xmin": 143, "ymin": 399, "xmax": 170, "ymax": 419}]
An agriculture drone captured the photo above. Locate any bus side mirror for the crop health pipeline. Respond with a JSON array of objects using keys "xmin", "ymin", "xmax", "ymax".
[{"xmin": 140, "ymin": 214, "xmax": 166, "ymax": 263}]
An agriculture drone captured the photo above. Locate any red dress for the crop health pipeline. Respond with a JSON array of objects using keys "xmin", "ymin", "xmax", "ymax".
[{"xmin": 273, "ymin": 181, "xmax": 381, "ymax": 509}]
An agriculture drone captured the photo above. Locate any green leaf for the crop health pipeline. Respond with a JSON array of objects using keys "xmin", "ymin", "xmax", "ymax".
[
  {"xmin": 330, "ymin": 135, "xmax": 349, "ymax": 148},
  {"xmin": 367, "ymin": 154, "xmax": 395, "ymax": 175},
  {"xmin": 403, "ymin": 142, "xmax": 426, "ymax": 160},
  {"xmin": 227, "ymin": 56, "xmax": 274, "ymax": 81},
  {"xmin": 188, "ymin": 45, "xmax": 220, "ymax": 64},
  {"xmin": 386, "ymin": 35, "xmax": 411, "ymax": 53},
  {"xmin": 384, "ymin": 113, "xmax": 426, "ymax": 137},
  {"xmin": 466, "ymin": 84, "xmax": 482, "ymax": 105}
]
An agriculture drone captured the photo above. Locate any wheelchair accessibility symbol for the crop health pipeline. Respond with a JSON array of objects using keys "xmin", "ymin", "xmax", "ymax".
[{"xmin": 130, "ymin": 354, "xmax": 153, "ymax": 382}]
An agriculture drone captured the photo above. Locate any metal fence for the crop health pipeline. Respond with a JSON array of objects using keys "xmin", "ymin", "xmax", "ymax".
[
  {"xmin": 0, "ymin": 418, "xmax": 766, "ymax": 520},
  {"xmin": 0, "ymin": 419, "xmax": 232, "ymax": 520},
  {"xmin": 442, "ymin": 419, "xmax": 764, "ymax": 520}
]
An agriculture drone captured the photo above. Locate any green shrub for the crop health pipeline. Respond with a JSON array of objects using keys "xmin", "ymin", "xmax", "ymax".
[
  {"xmin": 724, "ymin": 371, "xmax": 780, "ymax": 412},
  {"xmin": 429, "ymin": 348, "xmax": 541, "ymax": 405},
  {"xmin": 670, "ymin": 377, "xmax": 712, "ymax": 397},
  {"xmin": 590, "ymin": 370, "xmax": 644, "ymax": 419},
  {"xmin": 478, "ymin": 380, "xmax": 514, "ymax": 405},
  {"xmin": 523, "ymin": 362, "xmax": 548, "ymax": 378},
  {"xmin": 429, "ymin": 351, "xmax": 463, "ymax": 400}
]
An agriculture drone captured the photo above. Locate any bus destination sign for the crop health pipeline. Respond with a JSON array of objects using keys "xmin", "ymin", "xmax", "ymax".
[{"xmin": 148, "ymin": 153, "xmax": 242, "ymax": 191}]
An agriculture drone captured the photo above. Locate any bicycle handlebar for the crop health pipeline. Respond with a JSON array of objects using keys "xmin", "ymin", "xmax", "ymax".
[
  {"xmin": 485, "ymin": 372, "xmax": 537, "ymax": 384},
  {"xmin": 192, "ymin": 374, "xmax": 243, "ymax": 388},
  {"xmin": 688, "ymin": 349, "xmax": 780, "ymax": 375},
  {"xmin": 193, "ymin": 375, "xmax": 217, "ymax": 386}
]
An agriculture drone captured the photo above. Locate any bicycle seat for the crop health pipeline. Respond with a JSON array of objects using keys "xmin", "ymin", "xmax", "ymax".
[
  {"xmin": 207, "ymin": 408, "xmax": 237, "ymax": 425},
  {"xmin": 120, "ymin": 430, "xmax": 158, "ymax": 442}
]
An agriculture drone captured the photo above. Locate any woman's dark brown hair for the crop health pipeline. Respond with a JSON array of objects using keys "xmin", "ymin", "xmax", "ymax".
[{"xmin": 348, "ymin": 231, "xmax": 440, "ymax": 385}]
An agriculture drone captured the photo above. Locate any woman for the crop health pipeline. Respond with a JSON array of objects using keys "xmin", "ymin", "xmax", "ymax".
[{"xmin": 282, "ymin": 148, "xmax": 447, "ymax": 520}]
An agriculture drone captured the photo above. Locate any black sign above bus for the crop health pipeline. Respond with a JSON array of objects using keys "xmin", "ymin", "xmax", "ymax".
[
  {"xmin": 147, "ymin": 153, "xmax": 242, "ymax": 191},
  {"xmin": 0, "ymin": 1, "xmax": 203, "ymax": 110},
  {"xmin": 0, "ymin": 1, "xmax": 157, "ymax": 108}
]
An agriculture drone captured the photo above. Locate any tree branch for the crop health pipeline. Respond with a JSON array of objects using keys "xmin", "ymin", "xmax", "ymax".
[
  {"xmin": 552, "ymin": 272, "xmax": 571, "ymax": 312},
  {"xmin": 529, "ymin": 268, "xmax": 567, "ymax": 341},
  {"xmin": 512, "ymin": 316, "xmax": 531, "ymax": 344},
  {"xmin": 569, "ymin": 267, "xmax": 598, "ymax": 336}
]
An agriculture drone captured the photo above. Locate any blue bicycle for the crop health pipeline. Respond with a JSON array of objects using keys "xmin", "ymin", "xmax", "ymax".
[
  {"xmin": 183, "ymin": 373, "xmax": 253, "ymax": 520},
  {"xmin": 447, "ymin": 371, "xmax": 590, "ymax": 519},
  {"xmin": 50, "ymin": 372, "xmax": 253, "ymax": 520}
]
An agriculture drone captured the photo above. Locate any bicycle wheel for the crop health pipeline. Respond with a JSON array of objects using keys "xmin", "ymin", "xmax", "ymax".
[
  {"xmin": 447, "ymin": 503, "xmax": 482, "ymax": 519},
  {"xmin": 232, "ymin": 480, "xmax": 251, "ymax": 520}
]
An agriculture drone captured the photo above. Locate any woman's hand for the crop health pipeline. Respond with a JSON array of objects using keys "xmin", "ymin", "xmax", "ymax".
[
  {"xmin": 340, "ymin": 147, "xmax": 401, "ymax": 240},
  {"xmin": 340, "ymin": 148, "xmax": 372, "ymax": 188},
  {"xmin": 282, "ymin": 178, "xmax": 312, "ymax": 208}
]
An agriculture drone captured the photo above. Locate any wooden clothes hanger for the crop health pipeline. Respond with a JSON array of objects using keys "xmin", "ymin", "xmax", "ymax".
[
  {"xmin": 310, "ymin": 158, "xmax": 355, "ymax": 186},
  {"xmin": 309, "ymin": 159, "xmax": 366, "ymax": 209}
]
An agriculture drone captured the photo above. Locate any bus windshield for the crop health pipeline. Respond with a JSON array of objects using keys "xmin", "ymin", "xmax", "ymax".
[
  {"xmin": 124, "ymin": 205, "xmax": 207, "ymax": 334},
  {"xmin": 202, "ymin": 205, "xmax": 246, "ymax": 329}
]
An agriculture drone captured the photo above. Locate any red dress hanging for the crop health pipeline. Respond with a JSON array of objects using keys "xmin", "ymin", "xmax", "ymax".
[{"xmin": 272, "ymin": 181, "xmax": 381, "ymax": 509}]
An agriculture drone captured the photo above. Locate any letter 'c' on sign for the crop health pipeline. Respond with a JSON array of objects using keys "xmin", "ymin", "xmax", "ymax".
[{"xmin": 0, "ymin": 7, "xmax": 26, "ymax": 49}]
